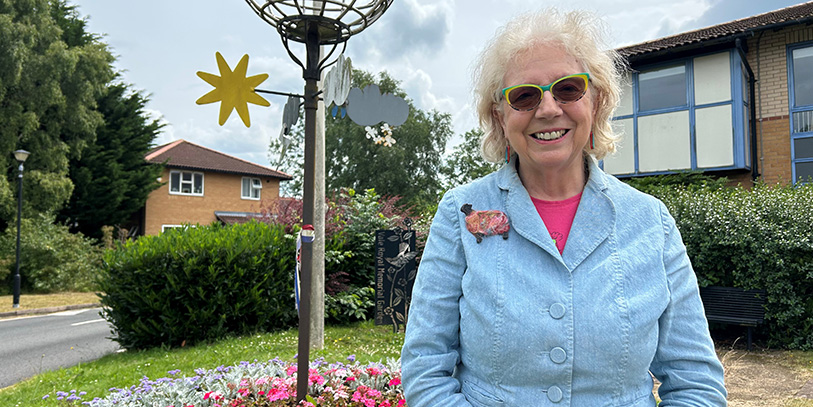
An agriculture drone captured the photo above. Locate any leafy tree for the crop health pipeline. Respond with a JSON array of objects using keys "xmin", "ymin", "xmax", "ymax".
[
  {"xmin": 440, "ymin": 128, "xmax": 499, "ymax": 189},
  {"xmin": 270, "ymin": 70, "xmax": 453, "ymax": 211},
  {"xmin": 0, "ymin": 0, "xmax": 115, "ymax": 226},
  {"xmin": 58, "ymin": 84, "xmax": 164, "ymax": 239}
]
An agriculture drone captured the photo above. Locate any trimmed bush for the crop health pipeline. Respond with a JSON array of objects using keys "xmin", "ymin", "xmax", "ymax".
[
  {"xmin": 98, "ymin": 221, "xmax": 298, "ymax": 350},
  {"xmin": 651, "ymin": 183, "xmax": 813, "ymax": 349},
  {"xmin": 0, "ymin": 214, "xmax": 102, "ymax": 294}
]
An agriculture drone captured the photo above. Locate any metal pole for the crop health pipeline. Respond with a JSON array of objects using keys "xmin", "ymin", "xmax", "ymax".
[
  {"xmin": 296, "ymin": 18, "xmax": 321, "ymax": 403},
  {"xmin": 12, "ymin": 161, "xmax": 23, "ymax": 308}
]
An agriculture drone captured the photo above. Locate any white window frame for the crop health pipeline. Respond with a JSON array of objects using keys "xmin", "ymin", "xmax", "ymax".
[
  {"xmin": 169, "ymin": 170, "xmax": 204, "ymax": 196},
  {"xmin": 161, "ymin": 224, "xmax": 195, "ymax": 233},
  {"xmin": 241, "ymin": 177, "xmax": 262, "ymax": 200}
]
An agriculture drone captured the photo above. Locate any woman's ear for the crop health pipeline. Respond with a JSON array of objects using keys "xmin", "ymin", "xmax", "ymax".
[{"xmin": 492, "ymin": 106, "xmax": 505, "ymax": 129}]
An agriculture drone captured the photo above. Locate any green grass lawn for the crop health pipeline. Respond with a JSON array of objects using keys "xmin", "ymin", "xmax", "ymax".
[{"xmin": 0, "ymin": 321, "xmax": 405, "ymax": 407}]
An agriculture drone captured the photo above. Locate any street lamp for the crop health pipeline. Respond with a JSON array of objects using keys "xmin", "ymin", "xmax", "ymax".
[
  {"xmin": 243, "ymin": 0, "xmax": 391, "ymax": 401},
  {"xmin": 12, "ymin": 149, "xmax": 29, "ymax": 308}
]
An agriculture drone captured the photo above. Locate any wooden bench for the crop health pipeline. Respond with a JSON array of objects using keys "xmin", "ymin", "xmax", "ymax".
[{"xmin": 698, "ymin": 286, "xmax": 766, "ymax": 351}]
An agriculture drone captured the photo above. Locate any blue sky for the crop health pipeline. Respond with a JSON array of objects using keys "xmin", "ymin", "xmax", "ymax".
[{"xmin": 76, "ymin": 0, "xmax": 806, "ymax": 167}]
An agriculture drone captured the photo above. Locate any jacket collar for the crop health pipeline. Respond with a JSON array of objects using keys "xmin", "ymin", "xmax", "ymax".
[{"xmin": 496, "ymin": 156, "xmax": 615, "ymax": 271}]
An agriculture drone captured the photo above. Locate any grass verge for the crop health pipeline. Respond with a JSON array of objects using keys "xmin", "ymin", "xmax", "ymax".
[
  {"xmin": 0, "ymin": 321, "xmax": 404, "ymax": 406},
  {"xmin": 0, "ymin": 292, "xmax": 99, "ymax": 313}
]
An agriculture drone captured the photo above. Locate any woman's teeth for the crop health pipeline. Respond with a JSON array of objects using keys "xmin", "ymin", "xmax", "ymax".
[{"xmin": 530, "ymin": 130, "xmax": 566, "ymax": 140}]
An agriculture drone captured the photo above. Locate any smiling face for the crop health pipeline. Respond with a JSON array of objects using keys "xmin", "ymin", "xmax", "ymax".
[{"xmin": 496, "ymin": 43, "xmax": 595, "ymax": 186}]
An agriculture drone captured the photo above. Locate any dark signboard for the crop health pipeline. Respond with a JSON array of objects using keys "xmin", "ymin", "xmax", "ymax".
[{"xmin": 374, "ymin": 220, "xmax": 417, "ymax": 333}]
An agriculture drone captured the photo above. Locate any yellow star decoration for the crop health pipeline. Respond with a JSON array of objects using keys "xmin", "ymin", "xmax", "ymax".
[{"xmin": 196, "ymin": 52, "xmax": 270, "ymax": 127}]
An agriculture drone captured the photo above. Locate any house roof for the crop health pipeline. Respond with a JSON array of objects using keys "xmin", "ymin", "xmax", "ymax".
[
  {"xmin": 145, "ymin": 139, "xmax": 292, "ymax": 180},
  {"xmin": 618, "ymin": 1, "xmax": 813, "ymax": 59}
]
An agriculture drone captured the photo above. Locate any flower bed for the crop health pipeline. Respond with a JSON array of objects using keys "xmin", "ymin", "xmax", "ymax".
[{"xmin": 43, "ymin": 357, "xmax": 406, "ymax": 407}]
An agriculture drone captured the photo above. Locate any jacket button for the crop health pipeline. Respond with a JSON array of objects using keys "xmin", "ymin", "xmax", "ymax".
[
  {"xmin": 549, "ymin": 303, "xmax": 566, "ymax": 319},
  {"xmin": 547, "ymin": 385, "xmax": 563, "ymax": 402},
  {"xmin": 550, "ymin": 347, "xmax": 567, "ymax": 364}
]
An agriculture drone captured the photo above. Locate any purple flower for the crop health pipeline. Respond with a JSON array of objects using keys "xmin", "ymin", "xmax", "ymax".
[
  {"xmin": 42, "ymin": 395, "xmax": 49, "ymax": 400},
  {"xmin": 347, "ymin": 354, "xmax": 356, "ymax": 362},
  {"xmin": 168, "ymin": 369, "xmax": 182, "ymax": 376}
]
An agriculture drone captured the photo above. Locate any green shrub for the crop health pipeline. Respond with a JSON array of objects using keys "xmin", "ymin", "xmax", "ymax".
[
  {"xmin": 325, "ymin": 286, "xmax": 375, "ymax": 324},
  {"xmin": 0, "ymin": 214, "xmax": 102, "ymax": 294},
  {"xmin": 623, "ymin": 170, "xmax": 730, "ymax": 196},
  {"xmin": 650, "ymin": 183, "xmax": 813, "ymax": 349},
  {"xmin": 98, "ymin": 221, "xmax": 298, "ymax": 350}
]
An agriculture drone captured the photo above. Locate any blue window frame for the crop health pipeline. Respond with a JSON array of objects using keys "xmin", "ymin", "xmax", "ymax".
[
  {"xmin": 606, "ymin": 49, "xmax": 751, "ymax": 177},
  {"xmin": 788, "ymin": 42, "xmax": 813, "ymax": 184}
]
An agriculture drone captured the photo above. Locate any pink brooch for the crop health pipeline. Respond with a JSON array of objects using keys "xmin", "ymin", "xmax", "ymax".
[{"xmin": 461, "ymin": 204, "xmax": 510, "ymax": 243}]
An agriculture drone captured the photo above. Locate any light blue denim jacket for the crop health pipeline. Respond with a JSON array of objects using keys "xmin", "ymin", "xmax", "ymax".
[{"xmin": 401, "ymin": 158, "xmax": 727, "ymax": 407}]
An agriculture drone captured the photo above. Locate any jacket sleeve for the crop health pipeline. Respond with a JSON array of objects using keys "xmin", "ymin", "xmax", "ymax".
[
  {"xmin": 650, "ymin": 203, "xmax": 728, "ymax": 406},
  {"xmin": 401, "ymin": 190, "xmax": 474, "ymax": 407}
]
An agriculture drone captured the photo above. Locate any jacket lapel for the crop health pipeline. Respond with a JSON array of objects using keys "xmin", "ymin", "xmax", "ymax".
[
  {"xmin": 496, "ymin": 158, "xmax": 616, "ymax": 271},
  {"xmin": 496, "ymin": 162, "xmax": 563, "ymax": 262},
  {"xmin": 562, "ymin": 158, "xmax": 615, "ymax": 271}
]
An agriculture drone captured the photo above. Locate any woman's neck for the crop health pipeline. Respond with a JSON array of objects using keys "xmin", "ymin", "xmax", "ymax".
[{"xmin": 517, "ymin": 157, "xmax": 588, "ymax": 201}]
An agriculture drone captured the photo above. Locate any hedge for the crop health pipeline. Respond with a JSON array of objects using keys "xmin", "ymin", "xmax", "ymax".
[{"xmin": 651, "ymin": 182, "xmax": 813, "ymax": 349}]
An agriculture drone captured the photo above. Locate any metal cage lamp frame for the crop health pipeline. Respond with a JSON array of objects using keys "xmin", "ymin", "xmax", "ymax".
[{"xmin": 243, "ymin": 0, "xmax": 392, "ymax": 401}]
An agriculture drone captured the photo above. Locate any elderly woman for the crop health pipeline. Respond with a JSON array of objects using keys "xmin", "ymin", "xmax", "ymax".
[{"xmin": 400, "ymin": 8, "xmax": 727, "ymax": 407}]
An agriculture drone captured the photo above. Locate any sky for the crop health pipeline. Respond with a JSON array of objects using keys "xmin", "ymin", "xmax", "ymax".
[{"xmin": 75, "ymin": 0, "xmax": 807, "ymax": 168}]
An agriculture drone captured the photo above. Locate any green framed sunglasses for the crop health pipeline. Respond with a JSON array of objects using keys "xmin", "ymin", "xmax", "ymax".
[{"xmin": 501, "ymin": 73, "xmax": 591, "ymax": 111}]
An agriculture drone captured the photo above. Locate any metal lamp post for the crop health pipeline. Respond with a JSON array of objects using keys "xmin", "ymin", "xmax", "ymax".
[
  {"xmin": 12, "ymin": 149, "xmax": 30, "ymax": 308},
  {"xmin": 243, "ymin": 0, "xmax": 392, "ymax": 401}
]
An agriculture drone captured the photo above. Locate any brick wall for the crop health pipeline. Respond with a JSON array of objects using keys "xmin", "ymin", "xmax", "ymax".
[
  {"xmin": 144, "ymin": 168, "xmax": 283, "ymax": 235},
  {"xmin": 745, "ymin": 24, "xmax": 813, "ymax": 184}
]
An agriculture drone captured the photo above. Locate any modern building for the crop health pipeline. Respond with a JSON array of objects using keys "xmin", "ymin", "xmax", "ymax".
[{"xmin": 604, "ymin": 1, "xmax": 813, "ymax": 186}]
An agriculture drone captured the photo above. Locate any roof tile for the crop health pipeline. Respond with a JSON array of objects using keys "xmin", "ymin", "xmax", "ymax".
[
  {"xmin": 618, "ymin": 1, "xmax": 813, "ymax": 58},
  {"xmin": 145, "ymin": 139, "xmax": 292, "ymax": 180}
]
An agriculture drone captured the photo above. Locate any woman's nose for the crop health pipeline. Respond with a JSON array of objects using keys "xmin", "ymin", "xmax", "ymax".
[{"xmin": 534, "ymin": 91, "xmax": 563, "ymax": 119}]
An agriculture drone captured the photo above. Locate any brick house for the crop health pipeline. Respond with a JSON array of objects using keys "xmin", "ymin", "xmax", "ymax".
[
  {"xmin": 142, "ymin": 139, "xmax": 292, "ymax": 235},
  {"xmin": 603, "ymin": 1, "xmax": 813, "ymax": 186}
]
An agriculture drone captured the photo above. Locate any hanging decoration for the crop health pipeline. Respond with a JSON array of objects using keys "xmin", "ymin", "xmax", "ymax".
[{"xmin": 196, "ymin": 52, "xmax": 270, "ymax": 127}]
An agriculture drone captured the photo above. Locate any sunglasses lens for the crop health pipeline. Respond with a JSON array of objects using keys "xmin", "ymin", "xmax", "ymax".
[
  {"xmin": 507, "ymin": 86, "xmax": 542, "ymax": 110},
  {"xmin": 552, "ymin": 77, "xmax": 587, "ymax": 103}
]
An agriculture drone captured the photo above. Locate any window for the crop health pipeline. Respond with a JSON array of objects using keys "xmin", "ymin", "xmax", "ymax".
[
  {"xmin": 242, "ymin": 177, "xmax": 262, "ymax": 200},
  {"xmin": 638, "ymin": 65, "xmax": 687, "ymax": 111},
  {"xmin": 161, "ymin": 224, "xmax": 194, "ymax": 233},
  {"xmin": 169, "ymin": 171, "xmax": 204, "ymax": 196},
  {"xmin": 605, "ymin": 50, "xmax": 751, "ymax": 177},
  {"xmin": 789, "ymin": 43, "xmax": 813, "ymax": 183}
]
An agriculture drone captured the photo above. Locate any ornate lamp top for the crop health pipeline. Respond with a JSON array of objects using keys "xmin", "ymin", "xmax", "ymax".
[{"xmin": 244, "ymin": 0, "xmax": 392, "ymax": 45}]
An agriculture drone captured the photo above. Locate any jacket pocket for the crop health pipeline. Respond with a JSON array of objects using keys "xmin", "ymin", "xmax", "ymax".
[{"xmin": 462, "ymin": 380, "xmax": 505, "ymax": 407}]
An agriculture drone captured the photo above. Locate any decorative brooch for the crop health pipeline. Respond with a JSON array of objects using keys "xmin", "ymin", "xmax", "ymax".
[{"xmin": 461, "ymin": 204, "xmax": 510, "ymax": 243}]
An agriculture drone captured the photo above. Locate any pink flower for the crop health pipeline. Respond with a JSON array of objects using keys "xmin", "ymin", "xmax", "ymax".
[
  {"xmin": 286, "ymin": 365, "xmax": 298, "ymax": 376},
  {"xmin": 388, "ymin": 378, "xmax": 401, "ymax": 387},
  {"xmin": 398, "ymin": 399, "xmax": 406, "ymax": 406},
  {"xmin": 366, "ymin": 367, "xmax": 383, "ymax": 376}
]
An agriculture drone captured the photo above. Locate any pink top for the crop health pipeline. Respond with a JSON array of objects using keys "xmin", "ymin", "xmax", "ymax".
[{"xmin": 531, "ymin": 192, "xmax": 582, "ymax": 254}]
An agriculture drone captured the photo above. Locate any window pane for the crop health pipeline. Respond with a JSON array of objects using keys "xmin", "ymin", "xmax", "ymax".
[
  {"xmin": 794, "ymin": 137, "xmax": 813, "ymax": 159},
  {"xmin": 696, "ymin": 105, "xmax": 734, "ymax": 168},
  {"xmin": 793, "ymin": 47, "xmax": 813, "ymax": 107},
  {"xmin": 693, "ymin": 52, "xmax": 731, "ymax": 105},
  {"xmin": 796, "ymin": 161, "xmax": 813, "ymax": 183},
  {"xmin": 252, "ymin": 178, "xmax": 262, "ymax": 188},
  {"xmin": 242, "ymin": 178, "xmax": 250, "ymax": 196},
  {"xmin": 639, "ymin": 65, "xmax": 687, "ymax": 111},
  {"xmin": 638, "ymin": 111, "xmax": 691, "ymax": 172},
  {"xmin": 793, "ymin": 110, "xmax": 813, "ymax": 133},
  {"xmin": 170, "ymin": 172, "xmax": 180, "ymax": 192},
  {"xmin": 194, "ymin": 174, "xmax": 203, "ymax": 194},
  {"xmin": 182, "ymin": 172, "xmax": 192, "ymax": 181}
]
